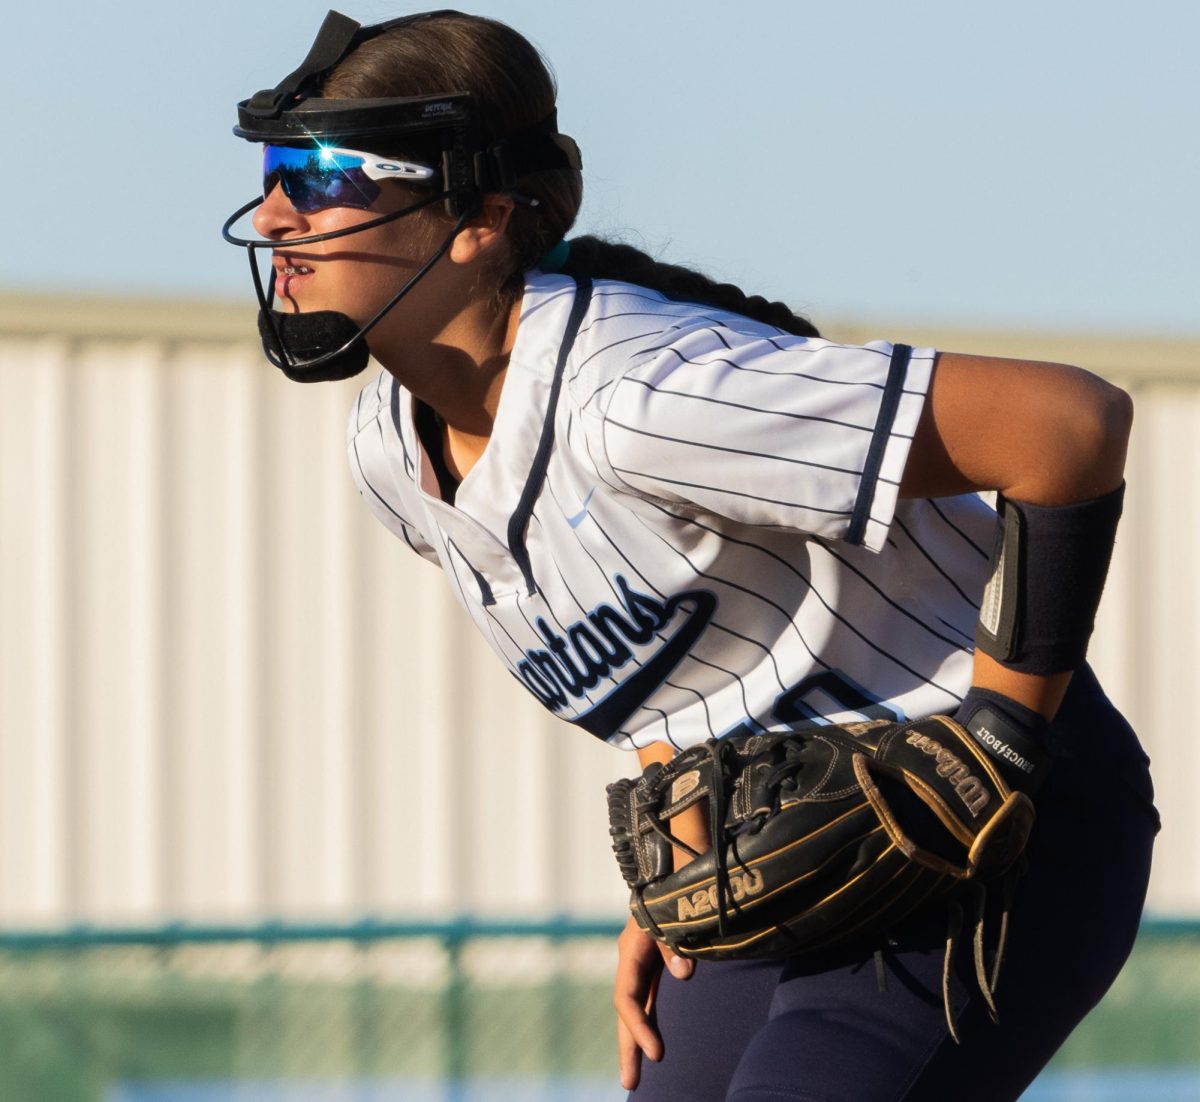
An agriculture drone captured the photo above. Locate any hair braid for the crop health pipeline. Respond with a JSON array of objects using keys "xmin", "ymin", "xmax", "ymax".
[
  {"xmin": 560, "ymin": 236, "xmax": 820, "ymax": 338},
  {"xmin": 322, "ymin": 13, "xmax": 819, "ymax": 337}
]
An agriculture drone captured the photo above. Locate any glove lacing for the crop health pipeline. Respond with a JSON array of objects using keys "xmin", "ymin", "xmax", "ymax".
[
  {"xmin": 635, "ymin": 740, "xmax": 742, "ymax": 940},
  {"xmin": 706, "ymin": 738, "xmax": 737, "ymax": 938},
  {"xmin": 716, "ymin": 736, "xmax": 817, "ymax": 943},
  {"xmin": 940, "ymin": 856, "xmax": 1025, "ymax": 1043},
  {"xmin": 762, "ymin": 736, "xmax": 809, "ymax": 794},
  {"xmin": 627, "ymin": 744, "xmax": 733, "ymax": 941},
  {"xmin": 759, "ymin": 733, "xmax": 1027, "ymax": 1044},
  {"xmin": 637, "ymin": 734, "xmax": 1025, "ymax": 1045}
]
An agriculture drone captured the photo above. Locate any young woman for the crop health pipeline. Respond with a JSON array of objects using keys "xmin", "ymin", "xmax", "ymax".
[{"xmin": 225, "ymin": 11, "xmax": 1159, "ymax": 1101}]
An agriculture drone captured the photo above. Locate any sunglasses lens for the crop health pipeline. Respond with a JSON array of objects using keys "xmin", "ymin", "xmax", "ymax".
[{"xmin": 262, "ymin": 146, "xmax": 382, "ymax": 213}]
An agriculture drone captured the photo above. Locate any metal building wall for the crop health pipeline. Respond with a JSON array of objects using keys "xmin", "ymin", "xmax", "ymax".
[{"xmin": 0, "ymin": 295, "xmax": 1196, "ymax": 926}]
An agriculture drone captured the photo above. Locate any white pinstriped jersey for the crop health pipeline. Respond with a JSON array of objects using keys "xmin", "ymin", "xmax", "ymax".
[{"xmin": 348, "ymin": 272, "xmax": 999, "ymax": 751}]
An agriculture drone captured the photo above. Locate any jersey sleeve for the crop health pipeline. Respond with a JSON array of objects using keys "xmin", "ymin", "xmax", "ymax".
[
  {"xmin": 346, "ymin": 375, "xmax": 440, "ymax": 564},
  {"xmin": 591, "ymin": 329, "xmax": 935, "ymax": 552}
]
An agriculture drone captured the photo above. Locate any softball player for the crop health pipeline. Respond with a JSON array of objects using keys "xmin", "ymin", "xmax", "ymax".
[{"xmin": 225, "ymin": 11, "xmax": 1159, "ymax": 1101}]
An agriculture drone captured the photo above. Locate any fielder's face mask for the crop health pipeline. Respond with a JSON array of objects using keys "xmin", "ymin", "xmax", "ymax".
[{"xmin": 222, "ymin": 9, "xmax": 582, "ymax": 383}]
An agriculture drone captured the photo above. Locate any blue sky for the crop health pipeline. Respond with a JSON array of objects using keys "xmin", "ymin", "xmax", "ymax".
[{"xmin": 8, "ymin": 0, "xmax": 1197, "ymax": 333}]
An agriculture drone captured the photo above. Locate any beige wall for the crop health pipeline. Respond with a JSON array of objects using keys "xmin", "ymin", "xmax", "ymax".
[{"xmin": 1, "ymin": 293, "xmax": 1196, "ymax": 925}]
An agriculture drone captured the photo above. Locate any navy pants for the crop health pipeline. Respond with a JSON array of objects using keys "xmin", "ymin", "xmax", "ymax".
[{"xmin": 629, "ymin": 668, "xmax": 1159, "ymax": 1102}]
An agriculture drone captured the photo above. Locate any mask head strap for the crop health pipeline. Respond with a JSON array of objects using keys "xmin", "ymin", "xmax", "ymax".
[
  {"xmin": 244, "ymin": 10, "xmax": 468, "ymax": 119},
  {"xmin": 479, "ymin": 111, "xmax": 582, "ymax": 191}
]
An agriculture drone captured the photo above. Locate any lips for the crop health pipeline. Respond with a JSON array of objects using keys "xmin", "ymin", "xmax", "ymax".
[{"xmin": 273, "ymin": 255, "xmax": 315, "ymax": 300}]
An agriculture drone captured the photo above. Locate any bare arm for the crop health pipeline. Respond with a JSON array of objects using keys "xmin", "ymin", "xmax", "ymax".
[
  {"xmin": 635, "ymin": 741, "xmax": 710, "ymax": 867},
  {"xmin": 613, "ymin": 741, "xmax": 708, "ymax": 1090},
  {"xmin": 899, "ymin": 351, "xmax": 1133, "ymax": 717}
]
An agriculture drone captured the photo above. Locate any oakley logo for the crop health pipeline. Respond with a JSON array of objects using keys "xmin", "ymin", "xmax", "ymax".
[
  {"xmin": 677, "ymin": 870, "xmax": 765, "ymax": 921},
  {"xmin": 905, "ymin": 732, "xmax": 990, "ymax": 816}
]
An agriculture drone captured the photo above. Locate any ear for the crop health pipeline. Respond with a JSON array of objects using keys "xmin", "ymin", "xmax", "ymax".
[{"xmin": 448, "ymin": 194, "xmax": 516, "ymax": 265}]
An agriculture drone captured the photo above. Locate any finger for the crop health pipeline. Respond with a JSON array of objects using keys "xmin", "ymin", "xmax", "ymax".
[
  {"xmin": 613, "ymin": 971, "xmax": 664, "ymax": 1059},
  {"xmin": 657, "ymin": 942, "xmax": 695, "ymax": 981},
  {"xmin": 613, "ymin": 956, "xmax": 664, "ymax": 1090},
  {"xmin": 617, "ymin": 1015, "xmax": 644, "ymax": 1091},
  {"xmin": 616, "ymin": 997, "xmax": 662, "ymax": 1090},
  {"xmin": 615, "ymin": 995, "xmax": 662, "ymax": 1072}
]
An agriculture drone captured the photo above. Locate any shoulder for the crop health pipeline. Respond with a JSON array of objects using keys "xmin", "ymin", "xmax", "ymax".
[
  {"xmin": 561, "ymin": 277, "xmax": 800, "ymax": 411},
  {"xmin": 561, "ymin": 275, "xmax": 922, "ymax": 422}
]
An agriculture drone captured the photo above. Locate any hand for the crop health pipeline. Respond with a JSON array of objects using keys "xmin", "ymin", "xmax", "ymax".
[
  {"xmin": 955, "ymin": 686, "xmax": 1053, "ymax": 795},
  {"xmin": 613, "ymin": 914, "xmax": 694, "ymax": 1091}
]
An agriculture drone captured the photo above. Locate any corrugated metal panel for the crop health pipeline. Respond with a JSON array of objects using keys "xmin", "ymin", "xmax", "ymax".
[
  {"xmin": 1092, "ymin": 381, "xmax": 1200, "ymax": 913},
  {"xmin": 1, "ymin": 304, "xmax": 1197, "ymax": 925},
  {"xmin": 0, "ymin": 328, "xmax": 628, "ymax": 926}
]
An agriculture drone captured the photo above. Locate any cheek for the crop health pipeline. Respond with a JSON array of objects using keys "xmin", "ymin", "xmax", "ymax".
[
  {"xmin": 321, "ymin": 212, "xmax": 440, "ymax": 268},
  {"xmin": 310, "ymin": 229, "xmax": 436, "ymax": 324}
]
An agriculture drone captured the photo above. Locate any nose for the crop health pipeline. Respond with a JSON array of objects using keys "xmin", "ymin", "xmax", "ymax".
[{"xmin": 252, "ymin": 180, "xmax": 310, "ymax": 239}]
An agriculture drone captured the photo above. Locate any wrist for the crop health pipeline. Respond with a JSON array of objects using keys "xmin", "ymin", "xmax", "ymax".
[{"xmin": 955, "ymin": 686, "xmax": 1053, "ymax": 794}]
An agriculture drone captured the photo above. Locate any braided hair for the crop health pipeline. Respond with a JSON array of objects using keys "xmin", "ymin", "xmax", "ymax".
[
  {"xmin": 561, "ymin": 236, "xmax": 819, "ymax": 338},
  {"xmin": 325, "ymin": 12, "xmax": 819, "ymax": 338}
]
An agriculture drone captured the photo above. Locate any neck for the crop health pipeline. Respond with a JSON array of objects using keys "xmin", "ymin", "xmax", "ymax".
[{"xmin": 375, "ymin": 286, "xmax": 523, "ymax": 480}]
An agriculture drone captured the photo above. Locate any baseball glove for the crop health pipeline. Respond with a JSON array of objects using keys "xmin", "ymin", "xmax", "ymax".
[{"xmin": 607, "ymin": 716, "xmax": 1036, "ymax": 1039}]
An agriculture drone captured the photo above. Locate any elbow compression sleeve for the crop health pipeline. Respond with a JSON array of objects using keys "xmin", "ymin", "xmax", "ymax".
[{"xmin": 975, "ymin": 483, "xmax": 1125, "ymax": 675}]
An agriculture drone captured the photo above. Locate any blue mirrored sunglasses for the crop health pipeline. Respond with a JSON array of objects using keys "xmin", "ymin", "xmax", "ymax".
[{"xmin": 263, "ymin": 145, "xmax": 438, "ymax": 214}]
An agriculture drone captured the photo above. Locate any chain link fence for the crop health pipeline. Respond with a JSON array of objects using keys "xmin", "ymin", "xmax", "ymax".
[
  {"xmin": 0, "ymin": 920, "xmax": 620, "ymax": 1102},
  {"xmin": 0, "ymin": 919, "xmax": 1196, "ymax": 1102}
]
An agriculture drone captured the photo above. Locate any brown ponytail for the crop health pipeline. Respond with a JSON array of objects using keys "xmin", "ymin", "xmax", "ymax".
[
  {"xmin": 561, "ymin": 236, "xmax": 820, "ymax": 338},
  {"xmin": 323, "ymin": 12, "xmax": 818, "ymax": 337}
]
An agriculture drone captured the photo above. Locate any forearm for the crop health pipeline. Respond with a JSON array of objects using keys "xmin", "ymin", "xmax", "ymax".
[
  {"xmin": 969, "ymin": 654, "xmax": 1068, "ymax": 721},
  {"xmin": 901, "ymin": 353, "xmax": 1133, "ymax": 720},
  {"xmin": 636, "ymin": 742, "xmax": 711, "ymax": 866}
]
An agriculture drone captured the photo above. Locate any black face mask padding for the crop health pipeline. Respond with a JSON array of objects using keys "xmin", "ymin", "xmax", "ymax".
[
  {"xmin": 225, "ymin": 8, "xmax": 584, "ymax": 379},
  {"xmin": 258, "ymin": 309, "xmax": 370, "ymax": 383},
  {"xmin": 224, "ymin": 190, "xmax": 456, "ymax": 381}
]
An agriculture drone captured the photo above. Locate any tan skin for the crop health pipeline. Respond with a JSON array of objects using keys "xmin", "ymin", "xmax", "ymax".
[
  {"xmin": 255, "ymin": 181, "xmax": 1135, "ymax": 1092},
  {"xmin": 253, "ymin": 179, "xmax": 521, "ymax": 475}
]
